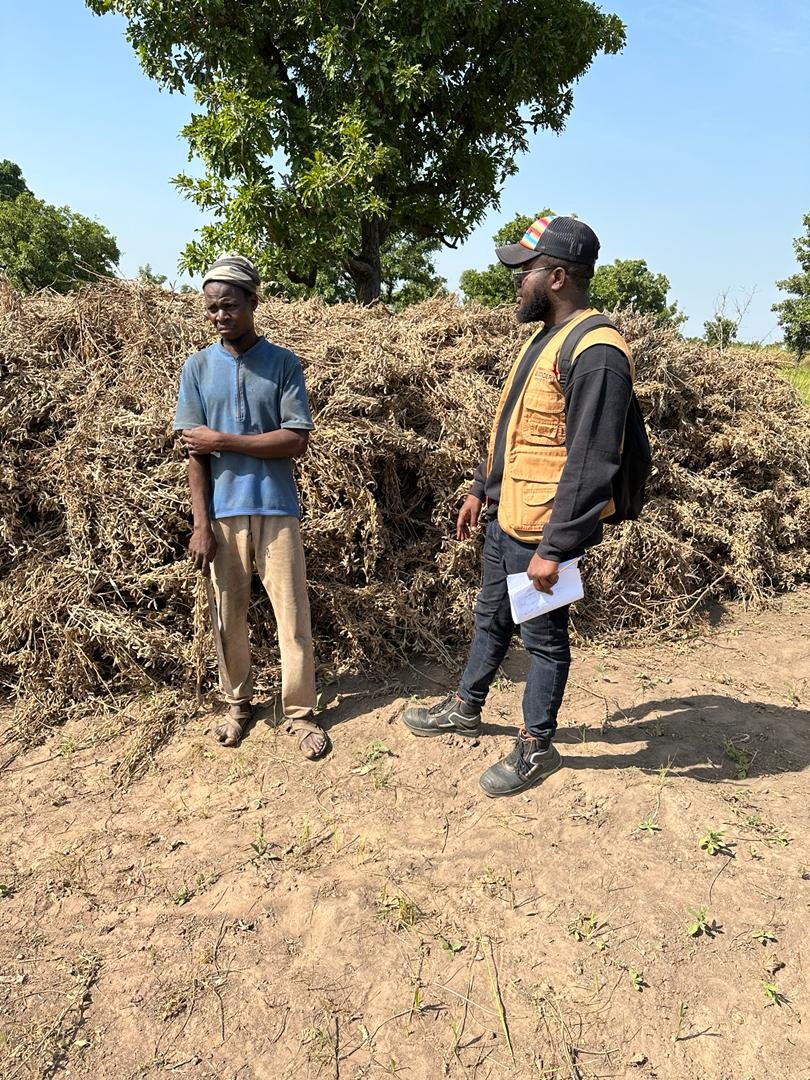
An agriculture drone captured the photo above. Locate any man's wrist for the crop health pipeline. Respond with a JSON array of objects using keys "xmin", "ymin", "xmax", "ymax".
[{"xmin": 192, "ymin": 520, "xmax": 213, "ymax": 532}]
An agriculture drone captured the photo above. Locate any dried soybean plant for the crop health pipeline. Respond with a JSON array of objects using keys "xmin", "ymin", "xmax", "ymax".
[{"xmin": 0, "ymin": 280, "xmax": 807, "ymax": 750}]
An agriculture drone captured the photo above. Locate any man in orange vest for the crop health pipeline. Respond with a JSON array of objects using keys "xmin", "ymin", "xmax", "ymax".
[{"xmin": 403, "ymin": 216, "xmax": 633, "ymax": 797}]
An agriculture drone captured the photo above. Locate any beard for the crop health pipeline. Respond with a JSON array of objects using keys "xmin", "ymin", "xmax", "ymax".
[{"xmin": 516, "ymin": 288, "xmax": 552, "ymax": 325}]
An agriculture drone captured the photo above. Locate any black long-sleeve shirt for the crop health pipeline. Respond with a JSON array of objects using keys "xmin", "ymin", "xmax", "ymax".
[{"xmin": 470, "ymin": 342, "xmax": 632, "ymax": 561}]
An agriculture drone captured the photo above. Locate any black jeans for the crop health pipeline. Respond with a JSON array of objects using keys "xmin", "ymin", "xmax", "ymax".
[{"xmin": 458, "ymin": 518, "xmax": 571, "ymax": 740}]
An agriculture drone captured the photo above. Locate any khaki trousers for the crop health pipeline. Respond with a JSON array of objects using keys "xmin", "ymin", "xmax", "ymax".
[{"xmin": 209, "ymin": 515, "xmax": 316, "ymax": 720}]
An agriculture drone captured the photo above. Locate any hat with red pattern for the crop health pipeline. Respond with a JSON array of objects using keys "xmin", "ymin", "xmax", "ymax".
[{"xmin": 495, "ymin": 215, "xmax": 600, "ymax": 267}]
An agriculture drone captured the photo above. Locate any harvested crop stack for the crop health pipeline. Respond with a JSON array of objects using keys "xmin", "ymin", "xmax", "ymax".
[{"xmin": 1, "ymin": 280, "xmax": 808, "ymax": 748}]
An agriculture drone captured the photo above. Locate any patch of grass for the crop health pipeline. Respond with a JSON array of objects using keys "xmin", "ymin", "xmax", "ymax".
[
  {"xmin": 353, "ymin": 740, "xmax": 396, "ymax": 788},
  {"xmin": 566, "ymin": 911, "xmax": 607, "ymax": 949},
  {"xmin": 781, "ymin": 361, "xmax": 810, "ymax": 408},
  {"xmin": 377, "ymin": 884, "xmax": 422, "ymax": 931},
  {"xmin": 301, "ymin": 1021, "xmax": 335, "ymax": 1066}
]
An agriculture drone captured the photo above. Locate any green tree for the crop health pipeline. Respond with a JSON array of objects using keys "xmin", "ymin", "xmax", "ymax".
[
  {"xmin": 704, "ymin": 315, "xmax": 738, "ymax": 350},
  {"xmin": 773, "ymin": 213, "xmax": 810, "ymax": 361},
  {"xmin": 137, "ymin": 263, "xmax": 169, "ymax": 286},
  {"xmin": 0, "ymin": 172, "xmax": 120, "ymax": 293},
  {"xmin": 459, "ymin": 211, "xmax": 548, "ymax": 306},
  {"xmin": 86, "ymin": 1, "xmax": 624, "ymax": 303},
  {"xmin": 0, "ymin": 160, "xmax": 30, "ymax": 202},
  {"xmin": 285, "ymin": 233, "xmax": 446, "ymax": 308},
  {"xmin": 590, "ymin": 258, "xmax": 684, "ymax": 325}
]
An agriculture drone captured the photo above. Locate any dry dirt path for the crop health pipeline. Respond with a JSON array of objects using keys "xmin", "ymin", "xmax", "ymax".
[{"xmin": 1, "ymin": 590, "xmax": 809, "ymax": 1080}]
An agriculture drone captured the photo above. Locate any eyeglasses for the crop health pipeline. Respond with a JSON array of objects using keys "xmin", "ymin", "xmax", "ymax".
[{"xmin": 511, "ymin": 265, "xmax": 559, "ymax": 286}]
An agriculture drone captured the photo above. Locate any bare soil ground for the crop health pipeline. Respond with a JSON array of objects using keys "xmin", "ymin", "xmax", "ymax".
[{"xmin": 1, "ymin": 590, "xmax": 809, "ymax": 1080}]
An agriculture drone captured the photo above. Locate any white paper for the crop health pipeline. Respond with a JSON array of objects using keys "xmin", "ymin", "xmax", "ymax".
[{"xmin": 507, "ymin": 558, "xmax": 583, "ymax": 624}]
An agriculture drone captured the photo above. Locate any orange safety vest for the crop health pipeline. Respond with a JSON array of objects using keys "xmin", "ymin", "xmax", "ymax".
[{"xmin": 487, "ymin": 308, "xmax": 634, "ymax": 543}]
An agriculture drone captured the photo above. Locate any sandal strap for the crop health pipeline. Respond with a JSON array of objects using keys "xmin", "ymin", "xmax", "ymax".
[{"xmin": 289, "ymin": 716, "xmax": 322, "ymax": 735}]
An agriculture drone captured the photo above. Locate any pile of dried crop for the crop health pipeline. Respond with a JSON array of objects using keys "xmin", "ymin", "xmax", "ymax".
[{"xmin": 1, "ymin": 279, "xmax": 808, "ymax": 749}]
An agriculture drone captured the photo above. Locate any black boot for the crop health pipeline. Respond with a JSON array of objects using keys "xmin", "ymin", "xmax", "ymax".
[
  {"xmin": 402, "ymin": 693, "xmax": 482, "ymax": 738},
  {"xmin": 479, "ymin": 728, "xmax": 562, "ymax": 797}
]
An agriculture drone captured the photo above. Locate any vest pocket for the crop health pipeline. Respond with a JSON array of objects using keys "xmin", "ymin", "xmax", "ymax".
[
  {"xmin": 506, "ymin": 453, "xmax": 563, "ymax": 533},
  {"xmin": 523, "ymin": 384, "xmax": 565, "ymax": 445}
]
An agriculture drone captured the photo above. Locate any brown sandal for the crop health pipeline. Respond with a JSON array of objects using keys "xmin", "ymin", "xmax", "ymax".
[
  {"xmin": 214, "ymin": 702, "xmax": 252, "ymax": 747},
  {"xmin": 290, "ymin": 717, "xmax": 330, "ymax": 761}
]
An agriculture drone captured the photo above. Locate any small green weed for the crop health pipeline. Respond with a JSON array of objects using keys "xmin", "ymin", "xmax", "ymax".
[
  {"xmin": 637, "ymin": 817, "xmax": 661, "ymax": 835},
  {"xmin": 250, "ymin": 821, "xmax": 270, "ymax": 857},
  {"xmin": 628, "ymin": 967, "xmax": 646, "ymax": 992},
  {"xmin": 750, "ymin": 928, "xmax": 777, "ymax": 946},
  {"xmin": 723, "ymin": 737, "xmax": 753, "ymax": 779},
  {"xmin": 173, "ymin": 884, "xmax": 191, "ymax": 906},
  {"xmin": 765, "ymin": 829, "xmax": 791, "ymax": 848},
  {"xmin": 378, "ymin": 885, "xmax": 422, "ymax": 931},
  {"xmin": 671, "ymin": 1001, "xmax": 689, "ymax": 1042},
  {"xmin": 686, "ymin": 906, "xmax": 711, "ymax": 937},
  {"xmin": 353, "ymin": 740, "xmax": 395, "ymax": 788},
  {"xmin": 699, "ymin": 828, "xmax": 730, "ymax": 856},
  {"xmin": 567, "ymin": 911, "xmax": 606, "ymax": 949},
  {"xmin": 762, "ymin": 980, "xmax": 788, "ymax": 1007},
  {"xmin": 440, "ymin": 938, "xmax": 465, "ymax": 956}
]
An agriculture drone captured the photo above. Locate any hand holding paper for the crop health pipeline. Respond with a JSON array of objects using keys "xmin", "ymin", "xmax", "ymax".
[{"xmin": 507, "ymin": 558, "xmax": 583, "ymax": 624}]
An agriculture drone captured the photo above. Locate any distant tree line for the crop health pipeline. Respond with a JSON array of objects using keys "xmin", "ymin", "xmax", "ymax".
[{"xmin": 0, "ymin": 160, "xmax": 119, "ymax": 293}]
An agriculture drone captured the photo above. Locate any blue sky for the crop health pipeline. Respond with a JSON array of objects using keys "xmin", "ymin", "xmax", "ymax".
[{"xmin": 3, "ymin": 1, "xmax": 808, "ymax": 341}]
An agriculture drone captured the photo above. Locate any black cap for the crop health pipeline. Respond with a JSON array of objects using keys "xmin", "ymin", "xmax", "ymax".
[{"xmin": 495, "ymin": 215, "xmax": 600, "ymax": 267}]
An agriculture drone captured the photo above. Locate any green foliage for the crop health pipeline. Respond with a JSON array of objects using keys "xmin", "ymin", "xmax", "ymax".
[
  {"xmin": 773, "ymin": 212, "xmax": 810, "ymax": 361},
  {"xmin": 0, "ymin": 159, "xmax": 30, "ymax": 202},
  {"xmin": 590, "ymin": 258, "xmax": 685, "ymax": 325},
  {"xmin": 698, "ymin": 828, "xmax": 729, "ymax": 856},
  {"xmin": 0, "ymin": 161, "xmax": 119, "ymax": 293},
  {"xmin": 704, "ymin": 315, "xmax": 738, "ymax": 349},
  {"xmin": 723, "ymin": 737, "xmax": 753, "ymax": 779},
  {"xmin": 686, "ymin": 906, "xmax": 710, "ymax": 937},
  {"xmin": 781, "ymin": 361, "xmax": 810, "ymax": 407},
  {"xmin": 137, "ymin": 263, "xmax": 168, "ymax": 286},
  {"xmin": 459, "ymin": 211, "xmax": 548, "ymax": 306},
  {"xmin": 761, "ymin": 980, "xmax": 788, "ymax": 1007},
  {"xmin": 285, "ymin": 233, "xmax": 446, "ymax": 309},
  {"xmin": 86, "ymin": 2, "xmax": 624, "ymax": 301}
]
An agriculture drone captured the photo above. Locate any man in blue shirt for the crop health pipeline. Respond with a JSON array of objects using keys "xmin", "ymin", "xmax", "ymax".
[{"xmin": 174, "ymin": 254, "xmax": 328, "ymax": 759}]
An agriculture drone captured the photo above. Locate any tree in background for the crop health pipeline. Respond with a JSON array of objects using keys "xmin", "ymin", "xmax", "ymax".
[
  {"xmin": 460, "ymin": 214, "xmax": 684, "ymax": 328},
  {"xmin": 0, "ymin": 161, "xmax": 120, "ymax": 293},
  {"xmin": 704, "ymin": 315, "xmax": 738, "ymax": 350},
  {"xmin": 773, "ymin": 213, "xmax": 810, "ymax": 361},
  {"xmin": 460, "ymin": 212, "xmax": 545, "ymax": 306},
  {"xmin": 281, "ymin": 234, "xmax": 446, "ymax": 309},
  {"xmin": 86, "ymin": 1, "xmax": 624, "ymax": 303},
  {"xmin": 0, "ymin": 160, "xmax": 30, "ymax": 202},
  {"xmin": 590, "ymin": 258, "xmax": 685, "ymax": 326},
  {"xmin": 137, "ymin": 263, "xmax": 168, "ymax": 286}
]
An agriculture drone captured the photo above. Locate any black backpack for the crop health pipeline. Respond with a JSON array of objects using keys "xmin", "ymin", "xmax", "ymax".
[{"xmin": 557, "ymin": 314, "xmax": 652, "ymax": 524}]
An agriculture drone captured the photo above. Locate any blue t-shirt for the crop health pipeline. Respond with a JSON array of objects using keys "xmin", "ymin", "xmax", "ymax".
[{"xmin": 173, "ymin": 337, "xmax": 314, "ymax": 520}]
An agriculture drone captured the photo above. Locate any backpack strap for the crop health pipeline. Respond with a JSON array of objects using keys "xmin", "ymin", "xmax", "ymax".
[{"xmin": 557, "ymin": 313, "xmax": 620, "ymax": 391}]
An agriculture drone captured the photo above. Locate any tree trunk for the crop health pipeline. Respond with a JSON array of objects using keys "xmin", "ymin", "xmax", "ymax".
[{"xmin": 346, "ymin": 218, "xmax": 383, "ymax": 304}]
